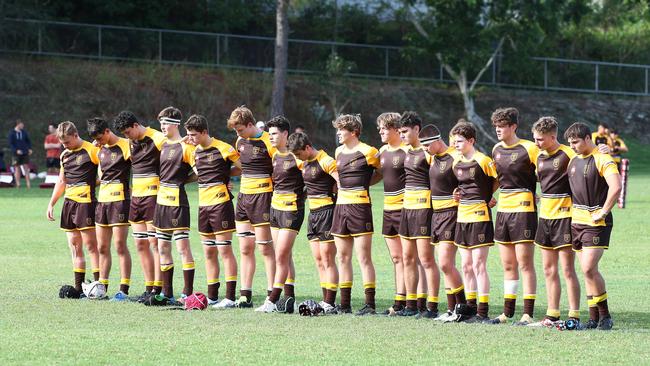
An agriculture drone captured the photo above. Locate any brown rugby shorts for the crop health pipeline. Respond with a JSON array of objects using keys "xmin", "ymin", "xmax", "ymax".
[
  {"xmin": 494, "ymin": 211, "xmax": 537, "ymax": 244},
  {"xmin": 431, "ymin": 208, "xmax": 457, "ymax": 245},
  {"xmin": 331, "ymin": 203, "xmax": 373, "ymax": 237},
  {"xmin": 535, "ymin": 217, "xmax": 572, "ymax": 250},
  {"xmin": 129, "ymin": 195, "xmax": 156, "ymax": 224},
  {"xmin": 307, "ymin": 205, "xmax": 334, "ymax": 242},
  {"xmin": 571, "ymin": 223, "xmax": 612, "ymax": 251},
  {"xmin": 382, "ymin": 209, "xmax": 402, "ymax": 238},
  {"xmin": 454, "ymin": 221, "xmax": 494, "ymax": 249},
  {"xmin": 399, "ymin": 208, "xmax": 432, "ymax": 239},
  {"xmin": 154, "ymin": 204, "xmax": 190, "ymax": 232},
  {"xmin": 60, "ymin": 199, "xmax": 95, "ymax": 231},
  {"xmin": 198, "ymin": 201, "xmax": 236, "ymax": 235},
  {"xmin": 235, "ymin": 192, "xmax": 272, "ymax": 226},
  {"xmin": 96, "ymin": 200, "xmax": 130, "ymax": 227}
]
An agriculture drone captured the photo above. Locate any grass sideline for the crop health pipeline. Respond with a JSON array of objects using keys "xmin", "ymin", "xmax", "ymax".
[{"xmin": 1, "ymin": 142, "xmax": 649, "ymax": 364}]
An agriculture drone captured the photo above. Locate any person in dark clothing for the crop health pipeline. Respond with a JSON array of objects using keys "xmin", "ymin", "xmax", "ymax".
[{"xmin": 8, "ymin": 119, "xmax": 32, "ymax": 188}]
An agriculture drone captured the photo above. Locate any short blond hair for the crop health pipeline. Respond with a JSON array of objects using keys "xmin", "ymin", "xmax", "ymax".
[
  {"xmin": 332, "ymin": 114, "xmax": 362, "ymax": 136},
  {"xmin": 227, "ymin": 106, "xmax": 255, "ymax": 129},
  {"xmin": 56, "ymin": 121, "xmax": 78, "ymax": 139},
  {"xmin": 531, "ymin": 116, "xmax": 558, "ymax": 135},
  {"xmin": 376, "ymin": 112, "xmax": 401, "ymax": 130}
]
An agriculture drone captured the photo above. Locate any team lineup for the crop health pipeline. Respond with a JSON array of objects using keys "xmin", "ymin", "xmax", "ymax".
[{"xmin": 46, "ymin": 105, "xmax": 622, "ymax": 330}]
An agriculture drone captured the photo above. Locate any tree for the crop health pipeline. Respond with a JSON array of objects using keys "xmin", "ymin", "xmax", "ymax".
[
  {"xmin": 271, "ymin": 0, "xmax": 290, "ymax": 118},
  {"xmin": 404, "ymin": 0, "xmax": 588, "ymax": 147}
]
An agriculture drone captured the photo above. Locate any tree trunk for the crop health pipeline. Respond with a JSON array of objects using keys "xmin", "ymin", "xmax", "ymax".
[
  {"xmin": 270, "ymin": 0, "xmax": 290, "ymax": 118},
  {"xmin": 456, "ymin": 70, "xmax": 497, "ymax": 150}
]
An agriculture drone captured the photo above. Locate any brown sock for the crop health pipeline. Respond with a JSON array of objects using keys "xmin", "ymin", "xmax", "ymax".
[
  {"xmin": 93, "ymin": 271, "xmax": 100, "ymax": 281},
  {"xmin": 269, "ymin": 287, "xmax": 282, "ymax": 303},
  {"xmin": 364, "ymin": 288, "xmax": 376, "ymax": 308},
  {"xmin": 546, "ymin": 315, "xmax": 560, "ymax": 322},
  {"xmin": 406, "ymin": 299, "xmax": 417, "ymax": 310},
  {"xmin": 478, "ymin": 302, "xmax": 489, "ymax": 318},
  {"xmin": 325, "ymin": 289, "xmax": 337, "ymax": 306},
  {"xmin": 226, "ymin": 281, "xmax": 236, "ymax": 301},
  {"xmin": 322, "ymin": 287, "xmax": 327, "ymax": 299},
  {"xmin": 398, "ymin": 299, "xmax": 406, "ymax": 309},
  {"xmin": 340, "ymin": 288, "xmax": 352, "ymax": 310},
  {"xmin": 504, "ymin": 298, "xmax": 516, "ymax": 318},
  {"xmin": 284, "ymin": 284, "xmax": 295, "ymax": 298},
  {"xmin": 74, "ymin": 272, "xmax": 85, "ymax": 291},
  {"xmin": 524, "ymin": 299, "xmax": 535, "ymax": 317},
  {"xmin": 119, "ymin": 284, "xmax": 130, "ymax": 295},
  {"xmin": 208, "ymin": 282, "xmax": 220, "ymax": 301},
  {"xmin": 446, "ymin": 293, "xmax": 456, "ymax": 312},
  {"xmin": 395, "ymin": 293, "xmax": 406, "ymax": 310},
  {"xmin": 455, "ymin": 290, "xmax": 467, "ymax": 305},
  {"xmin": 427, "ymin": 301, "xmax": 439, "ymax": 313},
  {"xmin": 182, "ymin": 268, "xmax": 194, "ymax": 296},
  {"xmin": 597, "ymin": 299, "xmax": 610, "ymax": 319},
  {"xmin": 468, "ymin": 298, "xmax": 477, "ymax": 310},
  {"xmin": 417, "ymin": 297, "xmax": 427, "ymax": 312},
  {"xmin": 588, "ymin": 295, "xmax": 599, "ymax": 321},
  {"xmin": 162, "ymin": 266, "xmax": 174, "ymax": 298},
  {"xmin": 153, "ymin": 286, "xmax": 162, "ymax": 295},
  {"xmin": 241, "ymin": 289, "xmax": 252, "ymax": 302},
  {"xmin": 267, "ymin": 289, "xmax": 272, "ymax": 297},
  {"xmin": 145, "ymin": 285, "xmax": 153, "ymax": 293}
]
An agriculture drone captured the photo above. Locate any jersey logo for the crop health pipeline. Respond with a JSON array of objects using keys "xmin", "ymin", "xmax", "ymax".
[
  {"xmin": 583, "ymin": 165, "xmax": 590, "ymax": 177},
  {"xmin": 392, "ymin": 156, "xmax": 401, "ymax": 167},
  {"xmin": 524, "ymin": 229, "xmax": 531, "ymax": 239},
  {"xmin": 207, "ymin": 152, "xmax": 215, "ymax": 162},
  {"xmin": 439, "ymin": 161, "xmax": 448, "ymax": 172},
  {"xmin": 253, "ymin": 146, "xmax": 261, "ymax": 156},
  {"xmin": 380, "ymin": 158, "xmax": 385, "ymax": 167},
  {"xmin": 444, "ymin": 230, "xmax": 452, "ymax": 239},
  {"xmin": 76, "ymin": 155, "xmax": 83, "ymax": 165},
  {"xmin": 413, "ymin": 156, "xmax": 419, "ymax": 166},
  {"xmin": 140, "ymin": 142, "xmax": 148, "ymax": 150},
  {"xmin": 593, "ymin": 236, "xmax": 600, "ymax": 245},
  {"xmin": 457, "ymin": 169, "xmax": 463, "ymax": 176},
  {"xmin": 118, "ymin": 214, "xmax": 125, "ymax": 222},
  {"xmin": 553, "ymin": 158, "xmax": 560, "ymax": 170},
  {"xmin": 570, "ymin": 166, "xmax": 576, "ymax": 176},
  {"xmin": 285, "ymin": 218, "xmax": 293, "ymax": 227},
  {"xmin": 222, "ymin": 221, "xmax": 229, "ymax": 228},
  {"xmin": 111, "ymin": 152, "xmax": 118, "ymax": 162},
  {"xmin": 366, "ymin": 222, "xmax": 372, "ymax": 231},
  {"xmin": 478, "ymin": 233, "xmax": 485, "ymax": 243},
  {"xmin": 350, "ymin": 158, "xmax": 357, "ymax": 167},
  {"xmin": 263, "ymin": 212, "xmax": 270, "ymax": 221},
  {"xmin": 420, "ymin": 226, "xmax": 427, "ymax": 235},
  {"xmin": 283, "ymin": 161, "xmax": 291, "ymax": 170},
  {"xmin": 469, "ymin": 167, "xmax": 476, "ymax": 178},
  {"xmin": 310, "ymin": 166, "xmax": 317, "ymax": 178},
  {"xmin": 86, "ymin": 217, "xmax": 92, "ymax": 225},
  {"xmin": 510, "ymin": 152, "xmax": 519, "ymax": 163},
  {"xmin": 564, "ymin": 233, "xmax": 571, "ymax": 243},
  {"xmin": 167, "ymin": 149, "xmax": 176, "ymax": 160},
  {"xmin": 171, "ymin": 219, "xmax": 178, "ymax": 227}
]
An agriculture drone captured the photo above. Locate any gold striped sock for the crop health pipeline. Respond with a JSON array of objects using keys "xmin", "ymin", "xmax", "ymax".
[
  {"xmin": 120, "ymin": 278, "xmax": 131, "ymax": 285},
  {"xmin": 479, "ymin": 294, "xmax": 489, "ymax": 303},
  {"xmin": 73, "ymin": 268, "xmax": 86, "ymax": 273},
  {"xmin": 207, "ymin": 279, "xmax": 220, "ymax": 285},
  {"xmin": 568, "ymin": 309, "xmax": 580, "ymax": 319},
  {"xmin": 225, "ymin": 276, "xmax": 237, "ymax": 282},
  {"xmin": 363, "ymin": 282, "xmax": 376, "ymax": 289},
  {"xmin": 466, "ymin": 291, "xmax": 477, "ymax": 300},
  {"xmin": 182, "ymin": 262, "xmax": 195, "ymax": 270},
  {"xmin": 339, "ymin": 281, "xmax": 353, "ymax": 289},
  {"xmin": 427, "ymin": 296, "xmax": 439, "ymax": 303},
  {"xmin": 523, "ymin": 294, "xmax": 537, "ymax": 300}
]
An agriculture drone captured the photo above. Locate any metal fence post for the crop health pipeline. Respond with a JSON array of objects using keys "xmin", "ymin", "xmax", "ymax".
[
  {"xmin": 544, "ymin": 60, "xmax": 548, "ymax": 90},
  {"xmin": 439, "ymin": 64, "xmax": 443, "ymax": 81},
  {"xmin": 37, "ymin": 24, "xmax": 42, "ymax": 54},
  {"xmin": 595, "ymin": 64, "xmax": 599, "ymax": 91},
  {"xmin": 97, "ymin": 26, "xmax": 102, "ymax": 58},
  {"xmin": 216, "ymin": 35, "xmax": 220, "ymax": 65},
  {"xmin": 158, "ymin": 31, "xmax": 162, "ymax": 62},
  {"xmin": 492, "ymin": 56, "xmax": 496, "ymax": 84},
  {"xmin": 384, "ymin": 48, "xmax": 389, "ymax": 77},
  {"xmin": 646, "ymin": 68, "xmax": 648, "ymax": 95}
]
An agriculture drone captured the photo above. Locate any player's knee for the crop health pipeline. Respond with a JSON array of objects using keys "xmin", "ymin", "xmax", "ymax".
[
  {"xmin": 115, "ymin": 243, "xmax": 130, "ymax": 256},
  {"xmin": 473, "ymin": 262, "xmax": 487, "ymax": 276},
  {"xmin": 390, "ymin": 253, "xmax": 403, "ymax": 265},
  {"xmin": 439, "ymin": 259, "xmax": 454, "ymax": 274},
  {"xmin": 562, "ymin": 264, "xmax": 577, "ymax": 279},
  {"xmin": 543, "ymin": 263, "xmax": 558, "ymax": 278}
]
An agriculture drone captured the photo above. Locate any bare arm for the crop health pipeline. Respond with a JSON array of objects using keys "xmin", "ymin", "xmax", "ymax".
[
  {"xmin": 592, "ymin": 173, "xmax": 622, "ymax": 222},
  {"xmin": 369, "ymin": 169, "xmax": 383, "ymax": 186},
  {"xmin": 330, "ymin": 171, "xmax": 341, "ymax": 190},
  {"xmin": 46, "ymin": 170, "xmax": 66, "ymax": 221},
  {"xmin": 231, "ymin": 159, "xmax": 242, "ymax": 177}
]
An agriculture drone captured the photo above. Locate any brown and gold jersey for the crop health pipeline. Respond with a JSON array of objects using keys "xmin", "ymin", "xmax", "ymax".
[
  {"xmin": 493, "ymin": 139, "xmax": 539, "ymax": 213},
  {"xmin": 191, "ymin": 138, "xmax": 239, "ymax": 207},
  {"xmin": 158, "ymin": 139, "xmax": 195, "ymax": 207},
  {"xmin": 61, "ymin": 140, "xmax": 100, "ymax": 203},
  {"xmin": 536, "ymin": 144, "xmax": 575, "ymax": 220},
  {"xmin": 378, "ymin": 144, "xmax": 407, "ymax": 211},
  {"xmin": 591, "ymin": 132, "xmax": 613, "ymax": 148},
  {"xmin": 98, "ymin": 138, "xmax": 131, "ymax": 203},
  {"xmin": 130, "ymin": 127, "xmax": 166, "ymax": 198},
  {"xmin": 404, "ymin": 146, "xmax": 432, "ymax": 210},
  {"xmin": 302, "ymin": 150, "xmax": 337, "ymax": 210},
  {"xmin": 430, "ymin": 147, "xmax": 459, "ymax": 211},
  {"xmin": 453, "ymin": 151, "xmax": 497, "ymax": 223},
  {"xmin": 335, "ymin": 142, "xmax": 379, "ymax": 205},
  {"xmin": 271, "ymin": 152, "xmax": 305, "ymax": 211},
  {"xmin": 568, "ymin": 148, "xmax": 619, "ymax": 226},
  {"xmin": 236, "ymin": 131, "xmax": 277, "ymax": 194}
]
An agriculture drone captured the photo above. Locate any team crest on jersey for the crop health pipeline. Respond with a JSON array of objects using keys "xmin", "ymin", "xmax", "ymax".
[
  {"xmin": 207, "ymin": 152, "xmax": 215, "ymax": 162},
  {"xmin": 457, "ymin": 169, "xmax": 463, "ymax": 176},
  {"xmin": 439, "ymin": 161, "xmax": 448, "ymax": 172},
  {"xmin": 583, "ymin": 165, "xmax": 590, "ymax": 177},
  {"xmin": 366, "ymin": 222, "xmax": 372, "ymax": 231},
  {"xmin": 171, "ymin": 219, "xmax": 178, "ymax": 227},
  {"xmin": 263, "ymin": 213, "xmax": 270, "ymax": 221},
  {"xmin": 420, "ymin": 226, "xmax": 427, "ymax": 235},
  {"xmin": 564, "ymin": 233, "xmax": 571, "ymax": 243},
  {"xmin": 350, "ymin": 158, "xmax": 357, "ymax": 167},
  {"xmin": 324, "ymin": 230, "xmax": 331, "ymax": 238},
  {"xmin": 167, "ymin": 149, "xmax": 176, "ymax": 160},
  {"xmin": 469, "ymin": 167, "xmax": 476, "ymax": 178},
  {"xmin": 592, "ymin": 236, "xmax": 600, "ymax": 245},
  {"xmin": 86, "ymin": 217, "xmax": 92, "ymax": 225},
  {"xmin": 140, "ymin": 142, "xmax": 147, "ymax": 150},
  {"xmin": 310, "ymin": 166, "xmax": 317, "ymax": 178},
  {"xmin": 392, "ymin": 156, "xmax": 401, "ymax": 167},
  {"xmin": 524, "ymin": 229, "xmax": 531, "ymax": 239},
  {"xmin": 510, "ymin": 153, "xmax": 519, "ymax": 163},
  {"xmin": 478, "ymin": 233, "xmax": 485, "ymax": 243},
  {"xmin": 252, "ymin": 146, "xmax": 261, "ymax": 156},
  {"xmin": 76, "ymin": 155, "xmax": 83, "ymax": 165},
  {"xmin": 110, "ymin": 152, "xmax": 118, "ymax": 162},
  {"xmin": 118, "ymin": 214, "xmax": 125, "ymax": 222},
  {"xmin": 552, "ymin": 158, "xmax": 560, "ymax": 170},
  {"xmin": 495, "ymin": 153, "xmax": 501, "ymax": 160},
  {"xmin": 283, "ymin": 161, "xmax": 291, "ymax": 170},
  {"xmin": 285, "ymin": 219, "xmax": 293, "ymax": 227},
  {"xmin": 444, "ymin": 230, "xmax": 452, "ymax": 239},
  {"xmin": 222, "ymin": 221, "xmax": 229, "ymax": 228}
]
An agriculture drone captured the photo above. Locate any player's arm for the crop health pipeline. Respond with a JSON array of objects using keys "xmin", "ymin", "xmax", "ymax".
[
  {"xmin": 231, "ymin": 159, "xmax": 242, "ymax": 177},
  {"xmin": 618, "ymin": 140, "xmax": 629, "ymax": 153},
  {"xmin": 593, "ymin": 173, "xmax": 622, "ymax": 222},
  {"xmin": 46, "ymin": 170, "xmax": 66, "ymax": 221},
  {"xmin": 369, "ymin": 169, "xmax": 383, "ymax": 186}
]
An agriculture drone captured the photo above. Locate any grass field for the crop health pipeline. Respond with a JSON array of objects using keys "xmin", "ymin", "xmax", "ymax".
[{"xmin": 1, "ymin": 141, "xmax": 650, "ymax": 365}]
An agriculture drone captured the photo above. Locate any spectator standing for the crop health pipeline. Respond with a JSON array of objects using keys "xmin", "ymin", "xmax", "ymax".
[
  {"xmin": 8, "ymin": 119, "xmax": 32, "ymax": 188},
  {"xmin": 44, "ymin": 123, "xmax": 63, "ymax": 174}
]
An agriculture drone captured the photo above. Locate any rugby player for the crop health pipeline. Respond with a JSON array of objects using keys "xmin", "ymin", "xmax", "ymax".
[
  {"xmin": 147, "ymin": 106, "xmax": 196, "ymax": 306},
  {"xmin": 87, "ymin": 117, "xmax": 133, "ymax": 301},
  {"xmin": 451, "ymin": 121, "xmax": 498, "ymax": 323},
  {"xmin": 609, "ymin": 128, "xmax": 628, "ymax": 169},
  {"xmin": 375, "ymin": 112, "xmax": 408, "ymax": 314},
  {"xmin": 331, "ymin": 114, "xmax": 379, "ymax": 315},
  {"xmin": 591, "ymin": 122, "xmax": 613, "ymax": 148},
  {"xmin": 489, "ymin": 108, "xmax": 540, "ymax": 325},
  {"xmin": 46, "ymin": 121, "xmax": 100, "ymax": 294},
  {"xmin": 395, "ymin": 113, "xmax": 440, "ymax": 318},
  {"xmin": 529, "ymin": 117, "xmax": 581, "ymax": 327},
  {"xmin": 425, "ymin": 124, "xmax": 467, "ymax": 321},
  {"xmin": 227, "ymin": 106, "xmax": 277, "ymax": 308},
  {"xmin": 114, "ymin": 111, "xmax": 164, "ymax": 300},
  {"xmin": 565, "ymin": 122, "xmax": 621, "ymax": 330},
  {"xmin": 185, "ymin": 114, "xmax": 240, "ymax": 309},
  {"xmin": 288, "ymin": 132, "xmax": 340, "ymax": 314},
  {"xmin": 256, "ymin": 116, "xmax": 302, "ymax": 313}
]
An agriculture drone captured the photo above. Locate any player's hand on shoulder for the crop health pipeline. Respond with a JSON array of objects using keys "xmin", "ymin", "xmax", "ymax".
[
  {"xmin": 488, "ymin": 197, "xmax": 497, "ymax": 208},
  {"xmin": 452, "ymin": 188, "xmax": 460, "ymax": 202},
  {"xmin": 597, "ymin": 144, "xmax": 611, "ymax": 154}
]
